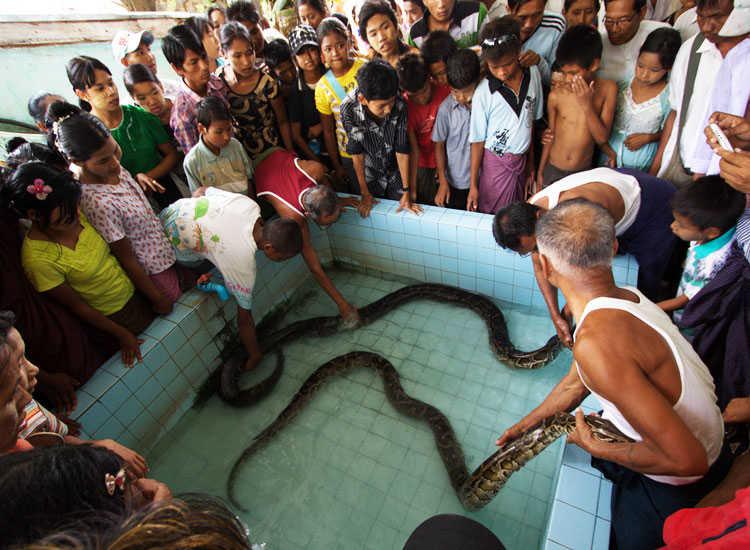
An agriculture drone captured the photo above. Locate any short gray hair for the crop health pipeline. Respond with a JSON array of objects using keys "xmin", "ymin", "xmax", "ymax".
[
  {"xmin": 536, "ymin": 199, "xmax": 615, "ymax": 276},
  {"xmin": 301, "ymin": 184, "xmax": 338, "ymax": 222}
]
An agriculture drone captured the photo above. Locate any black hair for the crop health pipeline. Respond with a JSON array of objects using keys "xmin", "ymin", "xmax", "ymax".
[
  {"xmin": 357, "ymin": 59, "xmax": 400, "ymax": 100},
  {"xmin": 671, "ymin": 176, "xmax": 745, "ymax": 234},
  {"xmin": 397, "ymin": 52, "xmax": 429, "ymax": 93},
  {"xmin": 0, "ymin": 310, "xmax": 15, "ymax": 354},
  {"xmin": 358, "ymin": 0, "xmax": 399, "ymax": 44},
  {"xmin": 197, "ymin": 96, "xmax": 232, "ymax": 128},
  {"xmin": 639, "ymin": 27, "xmax": 681, "ymax": 71},
  {"xmin": 297, "ymin": 0, "xmax": 329, "ymax": 16},
  {"xmin": 220, "ymin": 21, "xmax": 254, "ymax": 53},
  {"xmin": 479, "ymin": 17, "xmax": 522, "ymax": 62},
  {"xmin": 162, "ymin": 24, "xmax": 207, "ymax": 68},
  {"xmin": 46, "ymin": 100, "xmax": 110, "ymax": 162},
  {"xmin": 226, "ymin": 0, "xmax": 261, "ymax": 24},
  {"xmin": 493, "ymin": 202, "xmax": 541, "ymax": 250},
  {"xmin": 403, "ymin": 0, "xmax": 425, "ymax": 8},
  {"xmin": 556, "ymin": 25, "xmax": 603, "ymax": 69},
  {"xmin": 27, "ymin": 91, "xmax": 64, "ymax": 125},
  {"xmin": 4, "ymin": 138, "xmax": 68, "ymax": 174},
  {"xmin": 207, "ymin": 5, "xmax": 226, "ymax": 22},
  {"xmin": 185, "ymin": 14, "xmax": 213, "ymax": 41},
  {"xmin": 332, "ymin": 12, "xmax": 354, "ymax": 34},
  {"xmin": 446, "ymin": 48, "xmax": 481, "ymax": 89},
  {"xmin": 1, "ymin": 162, "xmax": 81, "ymax": 231},
  {"xmin": 420, "ymin": 30, "xmax": 458, "ymax": 64},
  {"xmin": 507, "ymin": 0, "xmax": 538, "ymax": 10},
  {"xmin": 0, "ymin": 446, "xmax": 127, "ymax": 547},
  {"xmin": 563, "ymin": 0, "xmax": 601, "ymax": 11},
  {"xmin": 264, "ymin": 38, "xmax": 293, "ymax": 69},
  {"xmin": 65, "ymin": 56, "xmax": 112, "ymax": 112},
  {"xmin": 317, "ymin": 16, "xmax": 350, "ymax": 42},
  {"xmin": 122, "ymin": 63, "xmax": 161, "ymax": 95},
  {"xmin": 603, "ymin": 0, "xmax": 646, "ymax": 11},
  {"xmin": 263, "ymin": 218, "xmax": 303, "ymax": 257}
]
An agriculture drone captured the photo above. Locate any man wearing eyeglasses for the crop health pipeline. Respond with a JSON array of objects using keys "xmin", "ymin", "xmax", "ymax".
[{"xmin": 598, "ymin": 0, "xmax": 672, "ymax": 88}]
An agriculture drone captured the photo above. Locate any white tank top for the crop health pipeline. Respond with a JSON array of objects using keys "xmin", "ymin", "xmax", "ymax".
[
  {"xmin": 530, "ymin": 168, "xmax": 642, "ymax": 235},
  {"xmin": 574, "ymin": 288, "xmax": 724, "ymax": 485}
]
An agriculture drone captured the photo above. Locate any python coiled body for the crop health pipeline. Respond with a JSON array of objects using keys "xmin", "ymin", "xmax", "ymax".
[
  {"xmin": 219, "ymin": 283, "xmax": 562, "ymax": 406},
  {"xmin": 227, "ymin": 351, "xmax": 631, "ymax": 511}
]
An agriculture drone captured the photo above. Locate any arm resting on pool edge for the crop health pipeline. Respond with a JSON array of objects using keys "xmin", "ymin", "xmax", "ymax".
[{"xmin": 496, "ymin": 360, "xmax": 589, "ymax": 446}]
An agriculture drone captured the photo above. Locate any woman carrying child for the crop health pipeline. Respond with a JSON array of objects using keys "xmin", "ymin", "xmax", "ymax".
[
  {"xmin": 605, "ymin": 28, "xmax": 681, "ymax": 171},
  {"xmin": 3, "ymin": 163, "xmax": 153, "ymax": 366},
  {"xmin": 66, "ymin": 56, "xmax": 182, "ymax": 209},
  {"xmin": 217, "ymin": 22, "xmax": 294, "ymax": 160},
  {"xmin": 49, "ymin": 101, "xmax": 183, "ymax": 312}
]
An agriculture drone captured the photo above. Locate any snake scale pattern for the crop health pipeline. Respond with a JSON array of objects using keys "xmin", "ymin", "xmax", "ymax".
[
  {"xmin": 219, "ymin": 283, "xmax": 562, "ymax": 406},
  {"xmin": 227, "ymin": 350, "xmax": 632, "ymax": 511}
]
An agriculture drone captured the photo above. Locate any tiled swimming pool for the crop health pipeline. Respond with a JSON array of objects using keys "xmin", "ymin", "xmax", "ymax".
[{"xmin": 148, "ymin": 268, "xmax": 571, "ymax": 549}]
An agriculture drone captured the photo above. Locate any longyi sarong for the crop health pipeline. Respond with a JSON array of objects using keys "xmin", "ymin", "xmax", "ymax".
[{"xmin": 478, "ymin": 150, "xmax": 526, "ymax": 214}]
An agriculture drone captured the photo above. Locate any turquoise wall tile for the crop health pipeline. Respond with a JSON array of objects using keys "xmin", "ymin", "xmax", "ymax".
[
  {"xmin": 78, "ymin": 402, "xmax": 110, "ymax": 434},
  {"xmin": 456, "ymin": 226, "xmax": 476, "ymax": 244},
  {"xmin": 598, "ymin": 481, "xmax": 612, "ymax": 520},
  {"xmin": 143, "ymin": 317, "xmax": 177, "ymax": 341},
  {"xmin": 494, "ymin": 267, "xmax": 514, "ymax": 284},
  {"xmin": 83, "ymin": 370, "xmax": 118, "ymax": 400},
  {"xmin": 420, "ymin": 238, "xmax": 440, "ymax": 255},
  {"xmin": 556, "ymin": 465, "xmax": 601, "ymax": 515},
  {"xmin": 439, "ymin": 241, "xmax": 458, "ymax": 258},
  {"xmin": 172, "ymin": 341, "xmax": 198, "ymax": 370},
  {"xmin": 458, "ymin": 260, "xmax": 476, "ymax": 276},
  {"xmin": 154, "ymin": 358, "xmax": 181, "ymax": 389},
  {"xmin": 548, "ymin": 500, "xmax": 596, "ymax": 549},
  {"xmin": 136, "ymin": 375, "xmax": 165, "ymax": 407},
  {"xmin": 438, "ymin": 223, "xmax": 457, "ymax": 242},
  {"xmin": 100, "ymin": 382, "xmax": 133, "ymax": 415},
  {"xmin": 592, "ymin": 518, "xmax": 611, "ymax": 550},
  {"xmin": 440, "ymin": 256, "xmax": 458, "ymax": 272},
  {"xmin": 142, "ymin": 343, "xmax": 170, "ymax": 375},
  {"xmin": 114, "ymin": 391, "xmax": 146, "ymax": 427},
  {"xmin": 441, "ymin": 271, "xmax": 458, "ymax": 286},
  {"xmin": 93, "ymin": 414, "xmax": 126, "ymax": 441},
  {"xmin": 458, "ymin": 275, "xmax": 476, "ymax": 291},
  {"xmin": 419, "ymin": 219, "xmax": 439, "ymax": 238},
  {"xmin": 494, "ymin": 282, "xmax": 514, "ymax": 302}
]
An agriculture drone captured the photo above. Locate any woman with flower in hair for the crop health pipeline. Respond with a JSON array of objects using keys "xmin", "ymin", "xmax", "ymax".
[{"xmin": 1, "ymin": 162, "xmax": 154, "ymax": 367}]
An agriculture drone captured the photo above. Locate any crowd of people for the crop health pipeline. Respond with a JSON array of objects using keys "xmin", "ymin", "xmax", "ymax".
[{"xmin": 0, "ymin": 0, "xmax": 749, "ymax": 546}]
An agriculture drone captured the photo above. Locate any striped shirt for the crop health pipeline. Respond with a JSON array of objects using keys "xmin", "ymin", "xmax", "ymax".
[
  {"xmin": 340, "ymin": 91, "xmax": 410, "ymax": 198},
  {"xmin": 737, "ymin": 209, "xmax": 750, "ymax": 264},
  {"xmin": 523, "ymin": 12, "xmax": 566, "ymax": 85},
  {"xmin": 408, "ymin": 1, "xmax": 488, "ymax": 49}
]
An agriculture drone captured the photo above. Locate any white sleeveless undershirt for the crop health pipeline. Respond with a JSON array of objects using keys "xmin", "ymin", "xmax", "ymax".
[
  {"xmin": 530, "ymin": 168, "xmax": 642, "ymax": 235},
  {"xmin": 574, "ymin": 288, "xmax": 724, "ymax": 485}
]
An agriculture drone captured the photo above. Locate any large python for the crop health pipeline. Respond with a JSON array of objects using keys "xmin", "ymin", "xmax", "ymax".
[
  {"xmin": 227, "ymin": 351, "xmax": 631, "ymax": 511},
  {"xmin": 219, "ymin": 283, "xmax": 562, "ymax": 406}
]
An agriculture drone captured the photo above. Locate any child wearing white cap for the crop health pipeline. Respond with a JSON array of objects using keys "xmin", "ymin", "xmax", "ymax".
[{"xmin": 112, "ymin": 29, "xmax": 181, "ymax": 100}]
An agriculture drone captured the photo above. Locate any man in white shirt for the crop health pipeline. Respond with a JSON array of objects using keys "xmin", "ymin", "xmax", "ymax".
[
  {"xmin": 598, "ymin": 0, "xmax": 671, "ymax": 88},
  {"xmin": 651, "ymin": 0, "xmax": 747, "ymax": 185}
]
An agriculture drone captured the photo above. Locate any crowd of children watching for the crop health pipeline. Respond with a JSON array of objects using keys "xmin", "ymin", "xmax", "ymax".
[{"xmin": 0, "ymin": 0, "xmax": 749, "ymax": 546}]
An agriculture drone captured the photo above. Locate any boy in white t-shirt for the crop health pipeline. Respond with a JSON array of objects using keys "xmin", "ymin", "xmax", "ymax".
[{"xmin": 658, "ymin": 176, "xmax": 746, "ymax": 321}]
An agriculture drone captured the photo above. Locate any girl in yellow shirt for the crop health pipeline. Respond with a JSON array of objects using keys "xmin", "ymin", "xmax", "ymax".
[{"xmin": 3, "ymin": 162, "xmax": 153, "ymax": 366}]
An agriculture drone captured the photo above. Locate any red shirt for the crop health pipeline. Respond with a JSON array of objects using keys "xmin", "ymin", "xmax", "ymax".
[
  {"xmin": 405, "ymin": 83, "xmax": 450, "ymax": 169},
  {"xmin": 254, "ymin": 149, "xmax": 316, "ymax": 216}
]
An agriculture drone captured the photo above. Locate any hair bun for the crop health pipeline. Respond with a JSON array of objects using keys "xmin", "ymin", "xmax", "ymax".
[
  {"xmin": 6, "ymin": 137, "xmax": 28, "ymax": 154},
  {"xmin": 46, "ymin": 100, "xmax": 81, "ymax": 123}
]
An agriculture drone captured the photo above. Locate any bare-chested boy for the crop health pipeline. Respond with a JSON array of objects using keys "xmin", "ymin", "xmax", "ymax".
[{"xmin": 537, "ymin": 25, "xmax": 617, "ymax": 190}]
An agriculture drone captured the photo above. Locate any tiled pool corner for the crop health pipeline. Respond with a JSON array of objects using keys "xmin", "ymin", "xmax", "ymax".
[
  {"xmin": 544, "ymin": 394, "xmax": 613, "ymax": 550},
  {"xmin": 328, "ymin": 199, "xmax": 639, "ymax": 310},
  {"xmin": 71, "ymin": 225, "xmax": 330, "ymax": 453}
]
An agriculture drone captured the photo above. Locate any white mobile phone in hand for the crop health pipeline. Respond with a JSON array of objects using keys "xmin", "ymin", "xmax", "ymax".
[{"xmin": 709, "ymin": 123, "xmax": 734, "ymax": 151}]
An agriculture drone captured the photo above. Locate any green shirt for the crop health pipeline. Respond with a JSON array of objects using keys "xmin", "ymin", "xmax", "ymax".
[{"xmin": 111, "ymin": 104, "xmax": 170, "ymax": 177}]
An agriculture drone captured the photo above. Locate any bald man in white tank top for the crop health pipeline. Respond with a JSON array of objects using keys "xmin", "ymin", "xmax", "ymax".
[{"xmin": 496, "ymin": 199, "xmax": 729, "ymax": 550}]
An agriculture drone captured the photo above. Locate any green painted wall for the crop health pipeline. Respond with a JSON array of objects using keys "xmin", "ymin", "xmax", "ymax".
[{"xmin": 0, "ymin": 39, "xmax": 179, "ymax": 126}]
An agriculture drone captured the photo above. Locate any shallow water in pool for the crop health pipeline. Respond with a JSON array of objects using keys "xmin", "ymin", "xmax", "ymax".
[{"xmin": 149, "ymin": 269, "xmax": 571, "ymax": 549}]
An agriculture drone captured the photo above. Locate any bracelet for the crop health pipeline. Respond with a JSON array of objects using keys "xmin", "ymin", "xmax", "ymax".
[{"xmin": 402, "ymin": 186, "xmax": 410, "ymax": 191}]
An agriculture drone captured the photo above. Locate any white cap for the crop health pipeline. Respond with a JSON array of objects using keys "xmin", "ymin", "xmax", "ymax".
[
  {"xmin": 719, "ymin": 0, "xmax": 750, "ymax": 37},
  {"xmin": 111, "ymin": 30, "xmax": 154, "ymax": 62}
]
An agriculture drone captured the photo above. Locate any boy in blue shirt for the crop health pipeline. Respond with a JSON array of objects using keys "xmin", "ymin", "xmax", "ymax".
[
  {"xmin": 468, "ymin": 17, "xmax": 543, "ymax": 214},
  {"xmin": 183, "ymin": 97, "xmax": 254, "ymax": 195},
  {"xmin": 432, "ymin": 48, "xmax": 481, "ymax": 210},
  {"xmin": 658, "ymin": 176, "xmax": 745, "ymax": 322}
]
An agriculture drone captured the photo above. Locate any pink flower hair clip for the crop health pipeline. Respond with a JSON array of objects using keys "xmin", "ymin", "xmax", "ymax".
[
  {"xmin": 27, "ymin": 178, "xmax": 53, "ymax": 201},
  {"xmin": 105, "ymin": 468, "xmax": 127, "ymax": 496}
]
